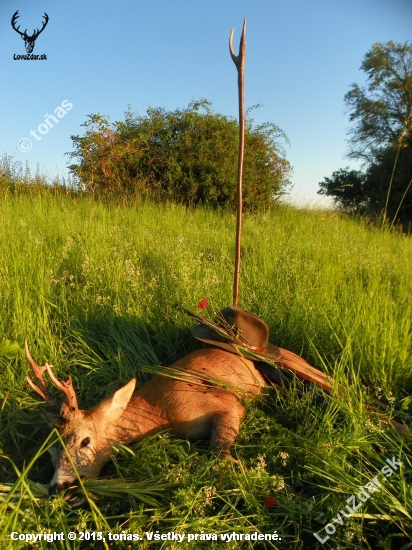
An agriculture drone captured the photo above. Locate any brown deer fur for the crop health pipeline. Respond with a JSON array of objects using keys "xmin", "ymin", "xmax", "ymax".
[{"xmin": 27, "ymin": 345, "xmax": 271, "ymax": 499}]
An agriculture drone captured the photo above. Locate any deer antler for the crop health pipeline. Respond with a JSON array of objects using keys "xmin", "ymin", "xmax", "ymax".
[
  {"xmin": 11, "ymin": 11, "xmax": 49, "ymax": 40},
  {"xmin": 25, "ymin": 341, "xmax": 78, "ymax": 414},
  {"xmin": 25, "ymin": 340, "xmax": 60, "ymax": 412},
  {"xmin": 32, "ymin": 13, "xmax": 49, "ymax": 40},
  {"xmin": 44, "ymin": 363, "xmax": 78, "ymax": 413},
  {"xmin": 11, "ymin": 11, "xmax": 25, "ymax": 37}
]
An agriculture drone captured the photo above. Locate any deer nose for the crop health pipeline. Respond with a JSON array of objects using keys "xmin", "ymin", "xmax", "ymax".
[
  {"xmin": 49, "ymin": 480, "xmax": 75, "ymax": 496},
  {"xmin": 49, "ymin": 481, "xmax": 85, "ymax": 507}
]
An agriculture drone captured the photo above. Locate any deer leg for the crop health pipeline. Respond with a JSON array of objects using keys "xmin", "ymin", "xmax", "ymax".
[{"xmin": 210, "ymin": 405, "xmax": 244, "ymax": 462}]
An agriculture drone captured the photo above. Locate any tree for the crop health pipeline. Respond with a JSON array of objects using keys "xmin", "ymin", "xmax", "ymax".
[
  {"xmin": 344, "ymin": 41, "xmax": 412, "ymax": 164},
  {"xmin": 318, "ymin": 42, "xmax": 412, "ymax": 226},
  {"xmin": 67, "ymin": 99, "xmax": 291, "ymax": 210},
  {"xmin": 318, "ymin": 168, "xmax": 366, "ymax": 212},
  {"xmin": 362, "ymin": 139, "xmax": 412, "ymax": 225}
]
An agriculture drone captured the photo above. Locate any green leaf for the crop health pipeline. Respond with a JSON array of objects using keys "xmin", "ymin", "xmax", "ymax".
[{"xmin": 0, "ymin": 338, "xmax": 20, "ymax": 358}]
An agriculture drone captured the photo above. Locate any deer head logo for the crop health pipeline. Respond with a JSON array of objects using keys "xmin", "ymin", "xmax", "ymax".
[{"xmin": 11, "ymin": 10, "xmax": 49, "ymax": 54}]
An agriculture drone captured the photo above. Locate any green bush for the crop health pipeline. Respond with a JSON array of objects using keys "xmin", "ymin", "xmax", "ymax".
[
  {"xmin": 318, "ymin": 142, "xmax": 412, "ymax": 227},
  {"xmin": 318, "ymin": 168, "xmax": 366, "ymax": 212},
  {"xmin": 67, "ymin": 99, "xmax": 292, "ymax": 210}
]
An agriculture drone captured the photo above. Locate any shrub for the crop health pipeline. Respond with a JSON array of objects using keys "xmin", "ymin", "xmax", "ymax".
[{"xmin": 67, "ymin": 99, "xmax": 292, "ymax": 210}]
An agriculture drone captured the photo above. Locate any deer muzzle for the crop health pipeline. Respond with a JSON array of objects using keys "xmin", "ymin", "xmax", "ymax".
[{"xmin": 49, "ymin": 479, "xmax": 85, "ymax": 507}]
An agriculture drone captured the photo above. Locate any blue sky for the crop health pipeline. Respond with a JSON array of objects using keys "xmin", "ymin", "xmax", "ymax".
[{"xmin": 1, "ymin": 0, "xmax": 411, "ymax": 205}]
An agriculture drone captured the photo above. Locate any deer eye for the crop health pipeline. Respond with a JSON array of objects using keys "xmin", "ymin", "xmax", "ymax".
[{"xmin": 80, "ymin": 437, "xmax": 90, "ymax": 448}]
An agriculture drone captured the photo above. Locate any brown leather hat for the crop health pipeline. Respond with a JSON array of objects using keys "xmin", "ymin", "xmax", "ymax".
[{"xmin": 191, "ymin": 306, "xmax": 281, "ymax": 360}]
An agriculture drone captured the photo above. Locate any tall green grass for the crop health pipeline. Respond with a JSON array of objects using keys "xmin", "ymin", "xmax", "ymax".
[{"xmin": 0, "ymin": 193, "xmax": 411, "ymax": 548}]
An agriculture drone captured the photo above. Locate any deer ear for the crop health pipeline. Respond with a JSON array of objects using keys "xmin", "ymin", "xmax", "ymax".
[{"xmin": 102, "ymin": 379, "xmax": 136, "ymax": 423}]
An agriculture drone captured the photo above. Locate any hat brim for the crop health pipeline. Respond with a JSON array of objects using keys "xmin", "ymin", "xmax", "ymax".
[{"xmin": 191, "ymin": 324, "xmax": 281, "ymax": 361}]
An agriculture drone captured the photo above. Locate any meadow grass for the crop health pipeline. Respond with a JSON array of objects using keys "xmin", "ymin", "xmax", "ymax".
[{"xmin": 0, "ymin": 193, "xmax": 411, "ymax": 548}]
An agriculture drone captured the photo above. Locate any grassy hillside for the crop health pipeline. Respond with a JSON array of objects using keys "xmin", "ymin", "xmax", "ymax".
[{"xmin": 0, "ymin": 194, "xmax": 411, "ymax": 548}]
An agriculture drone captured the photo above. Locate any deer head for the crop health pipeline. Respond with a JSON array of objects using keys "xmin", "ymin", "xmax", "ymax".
[
  {"xmin": 25, "ymin": 342, "xmax": 135, "ymax": 505},
  {"xmin": 11, "ymin": 11, "xmax": 49, "ymax": 54}
]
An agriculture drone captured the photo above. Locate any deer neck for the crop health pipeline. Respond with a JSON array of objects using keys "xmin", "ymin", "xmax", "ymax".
[{"xmin": 108, "ymin": 393, "xmax": 167, "ymax": 446}]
